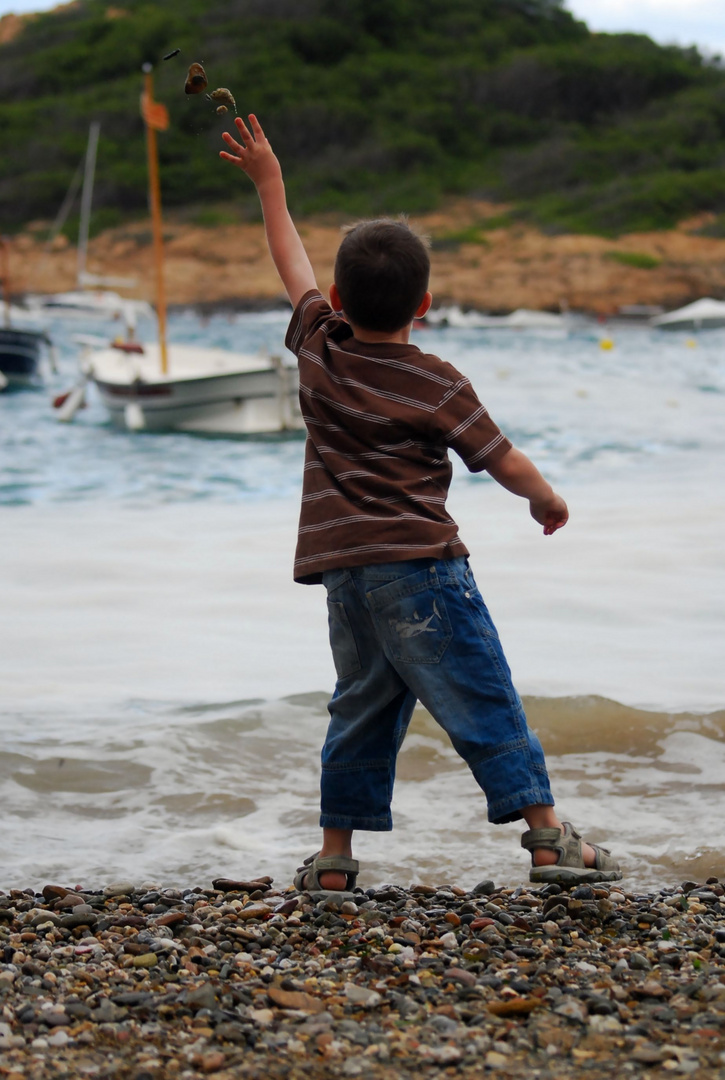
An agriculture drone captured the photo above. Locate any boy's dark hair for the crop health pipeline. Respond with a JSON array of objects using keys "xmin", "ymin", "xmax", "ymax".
[{"xmin": 334, "ymin": 218, "xmax": 430, "ymax": 333}]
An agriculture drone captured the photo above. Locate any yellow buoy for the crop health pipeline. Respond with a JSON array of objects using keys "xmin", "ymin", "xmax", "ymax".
[
  {"xmin": 599, "ymin": 338, "xmax": 614, "ymax": 350},
  {"xmin": 685, "ymin": 338, "xmax": 697, "ymax": 348}
]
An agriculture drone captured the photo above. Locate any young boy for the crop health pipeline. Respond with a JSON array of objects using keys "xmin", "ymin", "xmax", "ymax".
[{"xmin": 220, "ymin": 115, "xmax": 621, "ymax": 891}]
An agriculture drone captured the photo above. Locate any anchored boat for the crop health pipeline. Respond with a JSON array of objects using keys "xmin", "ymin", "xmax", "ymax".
[
  {"xmin": 81, "ymin": 340, "xmax": 300, "ymax": 434},
  {"xmin": 0, "ymin": 239, "xmax": 53, "ymax": 390},
  {"xmin": 650, "ymin": 297, "xmax": 725, "ymax": 332},
  {"xmin": 67, "ymin": 67, "xmax": 301, "ymax": 435}
]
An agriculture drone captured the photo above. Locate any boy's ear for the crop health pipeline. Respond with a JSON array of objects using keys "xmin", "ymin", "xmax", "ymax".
[
  {"xmin": 415, "ymin": 291, "xmax": 433, "ymax": 319},
  {"xmin": 329, "ymin": 283, "xmax": 342, "ymax": 312}
]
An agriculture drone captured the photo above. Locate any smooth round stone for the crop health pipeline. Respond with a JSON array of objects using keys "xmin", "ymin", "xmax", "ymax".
[
  {"xmin": 59, "ymin": 911, "xmax": 98, "ymax": 929},
  {"xmin": 55, "ymin": 893, "xmax": 86, "ymax": 909},
  {"xmin": 31, "ymin": 912, "xmax": 61, "ymax": 927},
  {"xmin": 103, "ymin": 881, "xmax": 136, "ymax": 898},
  {"xmin": 237, "ymin": 903, "xmax": 272, "ymax": 921},
  {"xmin": 472, "ymin": 880, "xmax": 496, "ymax": 896},
  {"xmin": 132, "ymin": 952, "xmax": 158, "ymax": 968},
  {"xmin": 41, "ymin": 1010, "xmax": 70, "ymax": 1027}
]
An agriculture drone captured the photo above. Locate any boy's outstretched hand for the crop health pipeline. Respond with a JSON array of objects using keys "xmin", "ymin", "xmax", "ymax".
[
  {"xmin": 487, "ymin": 448, "xmax": 568, "ymax": 536},
  {"xmin": 529, "ymin": 493, "xmax": 569, "ymax": 535},
  {"xmin": 219, "ymin": 114, "xmax": 281, "ymax": 190}
]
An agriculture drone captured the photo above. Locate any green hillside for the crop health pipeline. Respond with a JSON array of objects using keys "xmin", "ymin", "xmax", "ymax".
[{"xmin": 1, "ymin": 0, "xmax": 724, "ymax": 236}]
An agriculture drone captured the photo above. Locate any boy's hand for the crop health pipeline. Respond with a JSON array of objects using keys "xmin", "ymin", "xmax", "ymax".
[
  {"xmin": 220, "ymin": 114, "xmax": 282, "ymax": 190},
  {"xmin": 529, "ymin": 493, "xmax": 568, "ymax": 535},
  {"xmin": 487, "ymin": 448, "xmax": 568, "ymax": 535}
]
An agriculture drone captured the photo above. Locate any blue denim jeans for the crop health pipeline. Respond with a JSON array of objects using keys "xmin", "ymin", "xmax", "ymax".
[{"xmin": 320, "ymin": 557, "xmax": 553, "ymax": 829}]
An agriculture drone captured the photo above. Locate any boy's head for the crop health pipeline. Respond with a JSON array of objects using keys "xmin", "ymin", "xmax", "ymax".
[{"xmin": 333, "ymin": 218, "xmax": 430, "ymax": 334}]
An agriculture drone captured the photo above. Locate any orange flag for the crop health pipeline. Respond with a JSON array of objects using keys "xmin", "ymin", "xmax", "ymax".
[{"xmin": 141, "ymin": 92, "xmax": 169, "ymax": 131}]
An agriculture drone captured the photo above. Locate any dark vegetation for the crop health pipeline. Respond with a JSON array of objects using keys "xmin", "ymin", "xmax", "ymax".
[{"xmin": 1, "ymin": 0, "xmax": 724, "ymax": 236}]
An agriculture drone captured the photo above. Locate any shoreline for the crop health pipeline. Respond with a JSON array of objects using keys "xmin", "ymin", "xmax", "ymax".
[
  {"xmin": 7, "ymin": 202, "xmax": 725, "ymax": 317},
  {"xmin": 0, "ymin": 875, "xmax": 723, "ymax": 1078}
]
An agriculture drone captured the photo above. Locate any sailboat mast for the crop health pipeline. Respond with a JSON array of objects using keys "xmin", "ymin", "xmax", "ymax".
[
  {"xmin": 142, "ymin": 65, "xmax": 169, "ymax": 375},
  {"xmin": 77, "ymin": 120, "xmax": 100, "ymax": 289}
]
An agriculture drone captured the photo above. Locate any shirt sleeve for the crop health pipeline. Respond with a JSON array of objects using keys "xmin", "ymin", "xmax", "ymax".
[
  {"xmin": 432, "ymin": 374, "xmax": 512, "ymax": 472},
  {"xmin": 285, "ymin": 290, "xmax": 335, "ymax": 357}
]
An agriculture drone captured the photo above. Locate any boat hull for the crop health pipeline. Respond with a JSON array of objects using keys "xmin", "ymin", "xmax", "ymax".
[
  {"xmin": 85, "ymin": 344, "xmax": 303, "ymax": 435},
  {"xmin": 654, "ymin": 317, "xmax": 725, "ymax": 332},
  {"xmin": 0, "ymin": 327, "xmax": 45, "ymax": 387}
]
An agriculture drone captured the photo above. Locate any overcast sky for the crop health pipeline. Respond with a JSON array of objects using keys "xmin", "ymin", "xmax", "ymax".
[{"xmin": 1, "ymin": 0, "xmax": 724, "ymax": 58}]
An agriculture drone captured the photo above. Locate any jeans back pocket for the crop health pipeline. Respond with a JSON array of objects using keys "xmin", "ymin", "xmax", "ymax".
[{"xmin": 366, "ymin": 566, "xmax": 452, "ymax": 664}]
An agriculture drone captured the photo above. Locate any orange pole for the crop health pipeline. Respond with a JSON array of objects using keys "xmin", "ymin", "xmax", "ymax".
[
  {"xmin": 144, "ymin": 67, "xmax": 168, "ymax": 374},
  {"xmin": 1, "ymin": 236, "xmax": 10, "ymax": 328}
]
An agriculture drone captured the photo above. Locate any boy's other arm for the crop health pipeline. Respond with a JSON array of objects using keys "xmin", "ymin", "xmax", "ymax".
[
  {"xmin": 220, "ymin": 115, "xmax": 317, "ymax": 309},
  {"xmin": 486, "ymin": 447, "xmax": 569, "ymax": 535}
]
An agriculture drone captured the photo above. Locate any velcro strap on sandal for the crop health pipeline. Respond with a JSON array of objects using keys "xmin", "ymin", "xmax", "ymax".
[
  {"xmin": 313, "ymin": 855, "xmax": 359, "ymax": 873},
  {"xmin": 521, "ymin": 827, "xmax": 563, "ymax": 852}
]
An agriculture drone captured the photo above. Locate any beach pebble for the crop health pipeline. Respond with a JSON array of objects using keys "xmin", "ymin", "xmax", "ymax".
[
  {"xmin": 131, "ymin": 952, "xmax": 158, "ymax": 968},
  {"xmin": 485, "ymin": 1050, "xmax": 511, "ymax": 1067},
  {"xmin": 344, "ymin": 983, "xmax": 382, "ymax": 1008},
  {"xmin": 554, "ymin": 998, "xmax": 588, "ymax": 1023},
  {"xmin": 47, "ymin": 1029, "xmax": 70, "ymax": 1047},
  {"xmin": 186, "ymin": 983, "xmax": 217, "ymax": 1011},
  {"xmin": 472, "ymin": 880, "xmax": 496, "ymax": 896},
  {"xmin": 0, "ymin": 1022, "xmax": 22, "ymax": 1049},
  {"xmin": 59, "ymin": 910, "xmax": 97, "ymax": 929},
  {"xmin": 237, "ymin": 902, "xmax": 272, "ymax": 921},
  {"xmin": 445, "ymin": 966, "xmax": 476, "ymax": 986},
  {"xmin": 103, "ymin": 881, "xmax": 136, "ymax": 897}
]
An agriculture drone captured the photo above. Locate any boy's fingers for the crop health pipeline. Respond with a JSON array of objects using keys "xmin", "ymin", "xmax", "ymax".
[
  {"xmin": 221, "ymin": 131, "xmax": 245, "ymax": 154},
  {"xmin": 248, "ymin": 114, "xmax": 265, "ymax": 140},
  {"xmin": 235, "ymin": 116, "xmax": 254, "ymax": 144}
]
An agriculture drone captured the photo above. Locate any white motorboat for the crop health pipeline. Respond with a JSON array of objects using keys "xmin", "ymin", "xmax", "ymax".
[
  {"xmin": 425, "ymin": 305, "xmax": 568, "ymax": 335},
  {"xmin": 80, "ymin": 340, "xmax": 301, "ymax": 434},
  {"xmin": 650, "ymin": 297, "xmax": 725, "ymax": 331},
  {"xmin": 27, "ymin": 287, "xmax": 152, "ymax": 323}
]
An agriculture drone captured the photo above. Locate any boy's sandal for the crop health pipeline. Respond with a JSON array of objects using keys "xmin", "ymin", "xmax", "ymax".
[
  {"xmin": 522, "ymin": 821, "xmax": 622, "ymax": 884},
  {"xmin": 293, "ymin": 852, "xmax": 360, "ymax": 892}
]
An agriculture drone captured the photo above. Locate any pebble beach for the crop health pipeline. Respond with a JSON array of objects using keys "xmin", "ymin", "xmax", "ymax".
[{"xmin": 1, "ymin": 874, "xmax": 724, "ymax": 1079}]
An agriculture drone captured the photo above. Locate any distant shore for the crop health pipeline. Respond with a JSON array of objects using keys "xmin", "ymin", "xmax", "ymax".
[
  {"xmin": 7, "ymin": 201, "xmax": 725, "ymax": 317},
  {"xmin": 0, "ymin": 875, "xmax": 723, "ymax": 1079}
]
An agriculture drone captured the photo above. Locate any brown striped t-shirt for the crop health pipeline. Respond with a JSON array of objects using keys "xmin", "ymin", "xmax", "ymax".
[{"xmin": 285, "ymin": 291, "xmax": 512, "ymax": 584}]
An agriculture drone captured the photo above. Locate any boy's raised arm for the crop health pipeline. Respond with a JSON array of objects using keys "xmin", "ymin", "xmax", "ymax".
[{"xmin": 220, "ymin": 115, "xmax": 318, "ymax": 309}]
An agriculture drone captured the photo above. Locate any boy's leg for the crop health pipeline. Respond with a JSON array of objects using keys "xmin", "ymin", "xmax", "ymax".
[
  {"xmin": 309, "ymin": 568, "xmax": 418, "ymax": 886},
  {"xmin": 361, "ymin": 558, "xmax": 606, "ymax": 868}
]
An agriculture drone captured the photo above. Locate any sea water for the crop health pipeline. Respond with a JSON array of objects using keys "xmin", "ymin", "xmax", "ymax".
[{"xmin": 1, "ymin": 308, "xmax": 723, "ymax": 892}]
